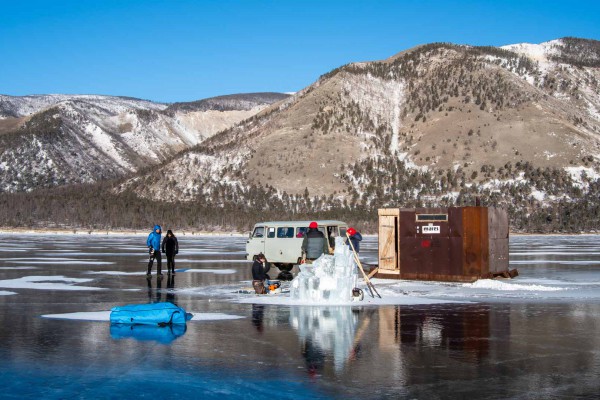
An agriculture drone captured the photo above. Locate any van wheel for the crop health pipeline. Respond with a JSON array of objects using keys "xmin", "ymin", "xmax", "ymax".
[{"xmin": 278, "ymin": 263, "xmax": 293, "ymax": 272}]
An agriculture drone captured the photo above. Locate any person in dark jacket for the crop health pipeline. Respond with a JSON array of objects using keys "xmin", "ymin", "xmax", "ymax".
[
  {"xmin": 301, "ymin": 221, "xmax": 329, "ymax": 262},
  {"xmin": 346, "ymin": 227, "xmax": 363, "ymax": 253},
  {"xmin": 251, "ymin": 253, "xmax": 271, "ymax": 294},
  {"xmin": 161, "ymin": 229, "xmax": 179, "ymax": 275},
  {"xmin": 146, "ymin": 224, "xmax": 162, "ymax": 277}
]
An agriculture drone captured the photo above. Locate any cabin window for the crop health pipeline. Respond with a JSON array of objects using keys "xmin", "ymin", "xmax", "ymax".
[
  {"xmin": 339, "ymin": 227, "xmax": 347, "ymax": 237},
  {"xmin": 277, "ymin": 227, "xmax": 294, "ymax": 238},
  {"xmin": 416, "ymin": 214, "xmax": 448, "ymax": 222},
  {"xmin": 252, "ymin": 227, "xmax": 265, "ymax": 238},
  {"xmin": 267, "ymin": 227, "xmax": 276, "ymax": 238}
]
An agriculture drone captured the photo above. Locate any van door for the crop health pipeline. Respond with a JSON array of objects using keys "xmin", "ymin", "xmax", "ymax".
[
  {"xmin": 263, "ymin": 226, "xmax": 279, "ymax": 262},
  {"xmin": 246, "ymin": 225, "xmax": 266, "ymax": 261},
  {"xmin": 276, "ymin": 225, "xmax": 299, "ymax": 265}
]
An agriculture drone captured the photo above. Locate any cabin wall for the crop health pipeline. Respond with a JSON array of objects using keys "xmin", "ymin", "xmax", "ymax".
[{"xmin": 377, "ymin": 206, "xmax": 509, "ymax": 282}]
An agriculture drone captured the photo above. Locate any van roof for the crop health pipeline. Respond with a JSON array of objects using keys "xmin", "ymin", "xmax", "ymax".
[{"xmin": 253, "ymin": 220, "xmax": 347, "ymax": 227}]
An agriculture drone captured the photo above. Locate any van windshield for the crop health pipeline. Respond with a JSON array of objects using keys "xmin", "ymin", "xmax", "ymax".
[{"xmin": 252, "ymin": 226, "xmax": 264, "ymax": 238}]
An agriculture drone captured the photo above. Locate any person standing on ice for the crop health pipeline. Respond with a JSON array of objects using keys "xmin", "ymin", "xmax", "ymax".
[
  {"xmin": 161, "ymin": 229, "xmax": 179, "ymax": 275},
  {"xmin": 301, "ymin": 221, "xmax": 329, "ymax": 262},
  {"xmin": 251, "ymin": 253, "xmax": 271, "ymax": 294},
  {"xmin": 146, "ymin": 224, "xmax": 163, "ymax": 277},
  {"xmin": 346, "ymin": 227, "xmax": 363, "ymax": 253}
]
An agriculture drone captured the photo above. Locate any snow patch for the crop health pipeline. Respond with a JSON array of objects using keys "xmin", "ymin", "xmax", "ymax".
[
  {"xmin": 41, "ymin": 310, "xmax": 244, "ymax": 321},
  {"xmin": 0, "ymin": 275, "xmax": 103, "ymax": 291},
  {"xmin": 181, "ymin": 268, "xmax": 237, "ymax": 275},
  {"xmin": 463, "ymin": 279, "xmax": 564, "ymax": 291}
]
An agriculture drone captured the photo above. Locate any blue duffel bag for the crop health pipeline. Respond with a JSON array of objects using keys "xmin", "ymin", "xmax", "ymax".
[{"xmin": 110, "ymin": 302, "xmax": 193, "ymax": 326}]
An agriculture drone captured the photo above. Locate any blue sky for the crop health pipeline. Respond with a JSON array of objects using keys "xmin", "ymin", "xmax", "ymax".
[{"xmin": 1, "ymin": 0, "xmax": 598, "ymax": 103}]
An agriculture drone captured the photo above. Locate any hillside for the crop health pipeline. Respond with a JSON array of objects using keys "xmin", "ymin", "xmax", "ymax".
[
  {"xmin": 109, "ymin": 38, "xmax": 600, "ymax": 232},
  {"xmin": 0, "ymin": 93, "xmax": 288, "ymax": 192},
  {"xmin": 1, "ymin": 38, "xmax": 600, "ymax": 233}
]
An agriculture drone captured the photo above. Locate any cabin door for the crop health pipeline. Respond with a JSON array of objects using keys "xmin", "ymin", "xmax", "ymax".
[{"xmin": 379, "ymin": 215, "xmax": 398, "ymax": 271}]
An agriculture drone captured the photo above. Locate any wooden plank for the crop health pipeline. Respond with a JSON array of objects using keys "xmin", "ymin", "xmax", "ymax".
[
  {"xmin": 367, "ymin": 267, "xmax": 379, "ymax": 279},
  {"xmin": 379, "ymin": 215, "xmax": 397, "ymax": 271},
  {"xmin": 378, "ymin": 208, "xmax": 400, "ymax": 217}
]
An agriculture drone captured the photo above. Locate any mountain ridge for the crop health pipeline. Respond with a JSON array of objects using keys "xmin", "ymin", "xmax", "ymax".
[
  {"xmin": 1, "ymin": 37, "xmax": 600, "ymax": 233},
  {"xmin": 0, "ymin": 92, "xmax": 290, "ymax": 192}
]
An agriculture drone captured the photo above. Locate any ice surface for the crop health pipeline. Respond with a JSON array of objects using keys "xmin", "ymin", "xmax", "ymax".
[
  {"xmin": 86, "ymin": 271, "xmax": 151, "ymax": 276},
  {"xmin": 463, "ymin": 279, "xmax": 564, "ymax": 291},
  {"xmin": 182, "ymin": 268, "xmax": 237, "ymax": 274},
  {"xmin": 41, "ymin": 310, "xmax": 244, "ymax": 322},
  {"xmin": 41, "ymin": 311, "xmax": 111, "ymax": 321},
  {"xmin": 167, "ymin": 259, "xmax": 247, "ymax": 263},
  {"xmin": 0, "ymin": 290, "xmax": 16, "ymax": 295},
  {"xmin": 0, "ymin": 275, "xmax": 103, "ymax": 291},
  {"xmin": 7, "ymin": 260, "xmax": 114, "ymax": 265},
  {"xmin": 3, "ymin": 234, "xmax": 600, "ymax": 398}
]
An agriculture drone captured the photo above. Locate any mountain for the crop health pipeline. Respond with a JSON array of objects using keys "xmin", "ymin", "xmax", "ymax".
[
  {"xmin": 1, "ymin": 38, "xmax": 600, "ymax": 233},
  {"xmin": 0, "ymin": 93, "xmax": 289, "ymax": 192},
  {"xmin": 112, "ymin": 38, "xmax": 600, "ymax": 232}
]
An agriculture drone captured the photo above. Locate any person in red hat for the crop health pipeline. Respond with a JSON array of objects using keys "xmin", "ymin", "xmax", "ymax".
[
  {"xmin": 301, "ymin": 221, "xmax": 329, "ymax": 262},
  {"xmin": 346, "ymin": 227, "xmax": 363, "ymax": 253}
]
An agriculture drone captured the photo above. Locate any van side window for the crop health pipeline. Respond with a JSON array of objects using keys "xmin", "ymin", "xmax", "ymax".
[
  {"xmin": 296, "ymin": 227, "xmax": 308, "ymax": 238},
  {"xmin": 252, "ymin": 227, "xmax": 265, "ymax": 238},
  {"xmin": 267, "ymin": 227, "xmax": 276, "ymax": 238},
  {"xmin": 339, "ymin": 227, "xmax": 347, "ymax": 237},
  {"xmin": 277, "ymin": 227, "xmax": 294, "ymax": 238}
]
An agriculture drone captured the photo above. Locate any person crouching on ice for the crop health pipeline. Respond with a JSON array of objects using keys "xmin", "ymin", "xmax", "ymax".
[
  {"xmin": 146, "ymin": 224, "xmax": 163, "ymax": 277},
  {"xmin": 251, "ymin": 253, "xmax": 271, "ymax": 294}
]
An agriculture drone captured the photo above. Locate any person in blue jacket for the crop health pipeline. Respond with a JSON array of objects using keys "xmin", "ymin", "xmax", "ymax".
[
  {"xmin": 146, "ymin": 224, "xmax": 162, "ymax": 277},
  {"xmin": 346, "ymin": 227, "xmax": 363, "ymax": 253}
]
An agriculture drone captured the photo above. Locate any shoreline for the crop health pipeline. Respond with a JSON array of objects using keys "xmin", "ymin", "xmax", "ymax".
[
  {"xmin": 0, "ymin": 227, "xmax": 597, "ymax": 237},
  {"xmin": 0, "ymin": 227, "xmax": 246, "ymax": 236}
]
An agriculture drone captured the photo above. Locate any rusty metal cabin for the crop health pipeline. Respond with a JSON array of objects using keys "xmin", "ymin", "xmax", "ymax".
[{"xmin": 377, "ymin": 207, "xmax": 509, "ymax": 282}]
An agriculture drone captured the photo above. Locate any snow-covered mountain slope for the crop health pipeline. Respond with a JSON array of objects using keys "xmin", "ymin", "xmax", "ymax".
[
  {"xmin": 0, "ymin": 93, "xmax": 289, "ymax": 192},
  {"xmin": 0, "ymin": 94, "xmax": 165, "ymax": 119},
  {"xmin": 119, "ymin": 37, "xmax": 600, "ymax": 218}
]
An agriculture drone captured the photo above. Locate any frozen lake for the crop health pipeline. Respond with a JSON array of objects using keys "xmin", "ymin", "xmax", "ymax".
[{"xmin": 0, "ymin": 233, "xmax": 599, "ymax": 398}]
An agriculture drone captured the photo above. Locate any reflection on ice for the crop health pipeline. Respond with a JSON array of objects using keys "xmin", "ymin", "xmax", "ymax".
[
  {"xmin": 291, "ymin": 306, "xmax": 358, "ymax": 373},
  {"xmin": 110, "ymin": 323, "xmax": 187, "ymax": 344}
]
